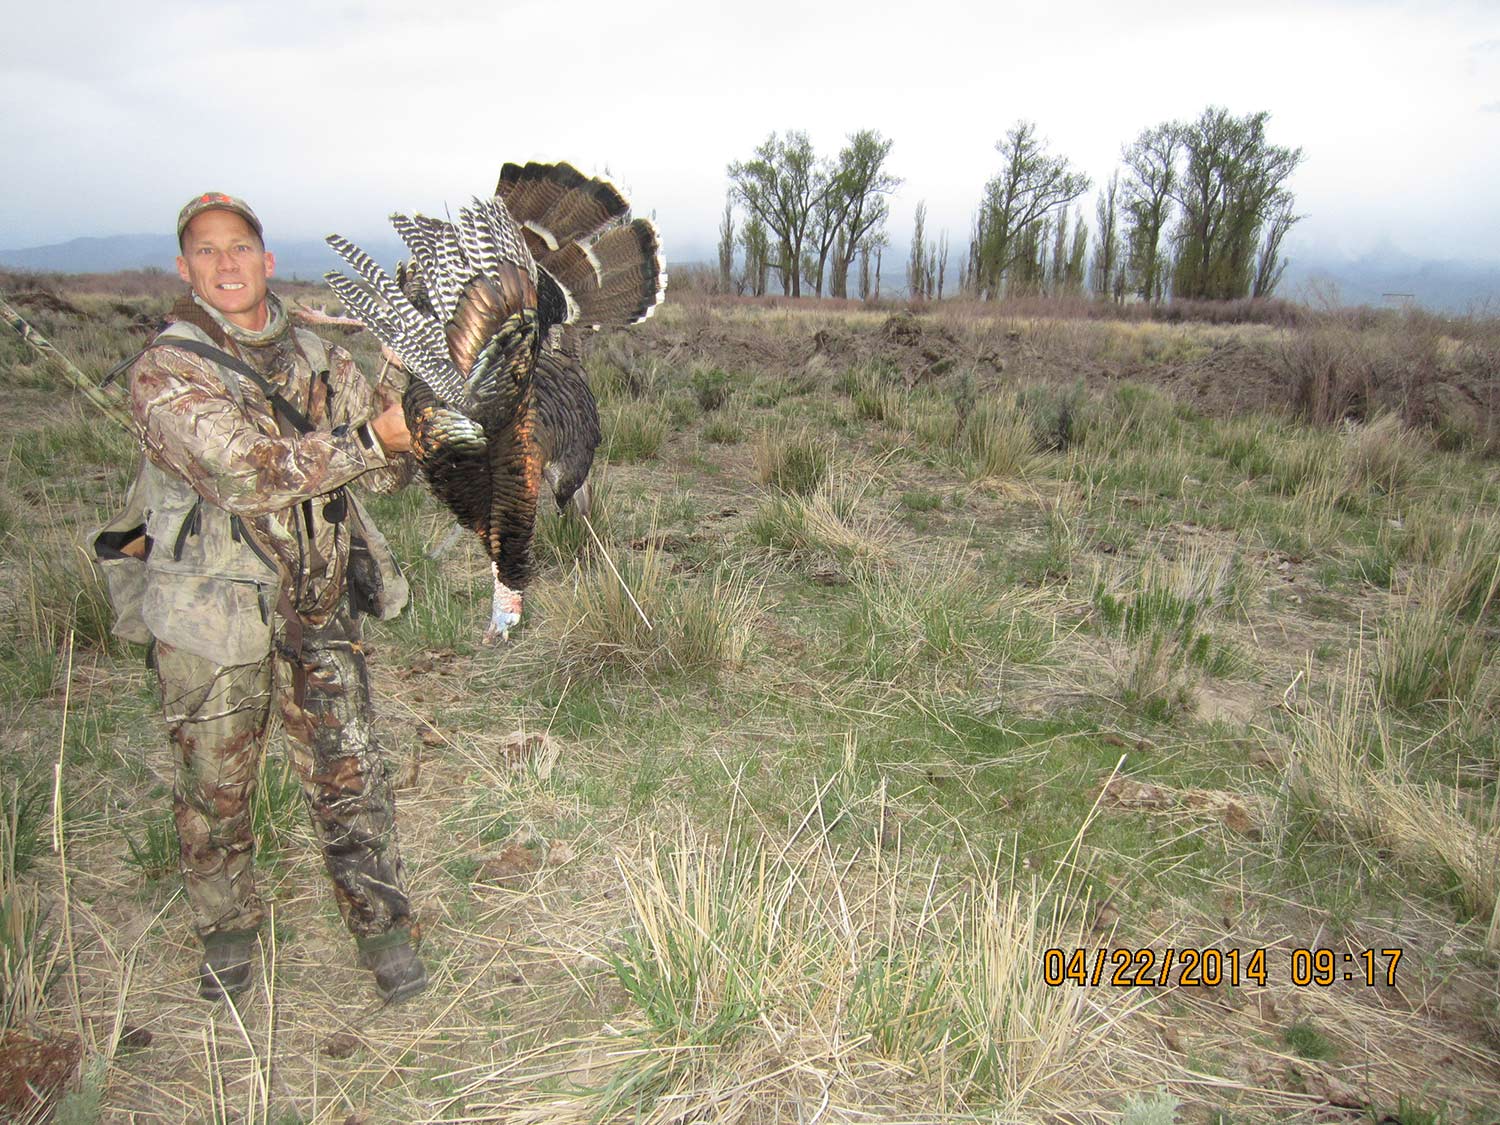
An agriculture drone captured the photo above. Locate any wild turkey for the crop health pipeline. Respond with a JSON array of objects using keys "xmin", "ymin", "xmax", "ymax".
[{"xmin": 324, "ymin": 162, "xmax": 666, "ymax": 641}]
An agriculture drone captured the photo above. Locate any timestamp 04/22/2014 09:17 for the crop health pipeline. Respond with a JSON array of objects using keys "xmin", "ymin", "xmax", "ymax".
[{"xmin": 1042, "ymin": 947, "xmax": 1404, "ymax": 989}]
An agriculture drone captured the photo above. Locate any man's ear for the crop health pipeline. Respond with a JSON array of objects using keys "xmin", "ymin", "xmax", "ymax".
[
  {"xmin": 264, "ymin": 250, "xmax": 275, "ymax": 278},
  {"xmin": 176, "ymin": 255, "xmax": 191, "ymax": 285}
]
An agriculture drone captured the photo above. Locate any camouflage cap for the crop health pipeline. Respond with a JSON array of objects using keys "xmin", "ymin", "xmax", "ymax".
[{"xmin": 176, "ymin": 192, "xmax": 264, "ymax": 245}]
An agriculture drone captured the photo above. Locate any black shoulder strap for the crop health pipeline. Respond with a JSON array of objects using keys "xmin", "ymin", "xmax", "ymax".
[{"xmin": 146, "ymin": 336, "xmax": 315, "ymax": 435}]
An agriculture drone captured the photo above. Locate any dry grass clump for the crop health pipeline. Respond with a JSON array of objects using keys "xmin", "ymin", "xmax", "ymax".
[
  {"xmin": 960, "ymin": 389, "xmax": 1043, "ymax": 479},
  {"xmin": 1265, "ymin": 429, "xmax": 1341, "ymax": 497},
  {"xmin": 743, "ymin": 467, "xmax": 895, "ymax": 568},
  {"xmin": 849, "ymin": 370, "xmax": 910, "ymax": 426},
  {"xmin": 1376, "ymin": 571, "xmax": 1500, "ymax": 715},
  {"xmin": 753, "ymin": 426, "xmax": 832, "ymax": 495},
  {"xmin": 705, "ymin": 414, "xmax": 747, "ymax": 444},
  {"xmin": 1375, "ymin": 506, "xmax": 1500, "ymax": 715},
  {"xmin": 1341, "ymin": 413, "xmax": 1425, "ymax": 498},
  {"xmin": 1397, "ymin": 505, "xmax": 1500, "ymax": 620},
  {"xmin": 1254, "ymin": 415, "xmax": 1422, "ymax": 531},
  {"xmin": 0, "ymin": 785, "xmax": 60, "ymax": 1030},
  {"xmin": 1283, "ymin": 655, "xmax": 1500, "ymax": 945},
  {"xmin": 1093, "ymin": 544, "xmax": 1256, "ymax": 719},
  {"xmin": 843, "ymin": 551, "xmax": 1051, "ymax": 691},
  {"xmin": 534, "ymin": 533, "xmax": 761, "ymax": 677},
  {"xmin": 453, "ymin": 815, "xmax": 1123, "ymax": 1122},
  {"xmin": 603, "ymin": 400, "xmax": 667, "ymax": 463}
]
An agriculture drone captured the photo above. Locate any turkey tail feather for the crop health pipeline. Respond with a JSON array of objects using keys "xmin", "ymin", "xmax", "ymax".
[
  {"xmin": 578, "ymin": 220, "xmax": 667, "ymax": 327},
  {"xmin": 496, "ymin": 162, "xmax": 628, "ymax": 247},
  {"xmin": 495, "ymin": 162, "xmax": 664, "ymax": 328}
]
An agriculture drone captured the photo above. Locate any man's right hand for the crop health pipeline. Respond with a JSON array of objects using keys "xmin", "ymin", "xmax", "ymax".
[{"xmin": 371, "ymin": 402, "xmax": 412, "ymax": 454}]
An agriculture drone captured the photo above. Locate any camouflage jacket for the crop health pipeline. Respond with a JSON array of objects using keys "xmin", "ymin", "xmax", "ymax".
[{"xmin": 109, "ymin": 293, "xmax": 414, "ymax": 665}]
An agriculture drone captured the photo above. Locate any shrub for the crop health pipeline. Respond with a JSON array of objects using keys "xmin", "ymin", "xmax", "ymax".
[{"xmin": 690, "ymin": 366, "xmax": 731, "ymax": 411}]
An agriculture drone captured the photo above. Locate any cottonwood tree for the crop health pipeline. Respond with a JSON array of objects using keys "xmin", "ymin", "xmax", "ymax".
[
  {"xmin": 1252, "ymin": 193, "xmax": 1299, "ymax": 297},
  {"xmin": 1051, "ymin": 211, "xmax": 1069, "ymax": 295},
  {"xmin": 1066, "ymin": 208, "xmax": 1089, "ymax": 295},
  {"xmin": 740, "ymin": 214, "xmax": 770, "ymax": 297},
  {"xmin": 717, "ymin": 197, "xmax": 736, "ymax": 294},
  {"xmin": 1093, "ymin": 172, "xmax": 1121, "ymax": 299},
  {"xmin": 1170, "ymin": 107, "xmax": 1303, "ymax": 300},
  {"xmin": 728, "ymin": 131, "xmax": 826, "ymax": 296},
  {"xmin": 968, "ymin": 121, "xmax": 1091, "ymax": 299},
  {"xmin": 828, "ymin": 130, "xmax": 899, "ymax": 298},
  {"xmin": 805, "ymin": 130, "xmax": 900, "ymax": 297},
  {"xmin": 858, "ymin": 231, "xmax": 887, "ymax": 301},
  {"xmin": 807, "ymin": 171, "xmax": 845, "ymax": 296},
  {"xmin": 728, "ymin": 128, "xmax": 897, "ymax": 299},
  {"xmin": 1005, "ymin": 215, "xmax": 1054, "ymax": 296},
  {"xmin": 909, "ymin": 201, "xmax": 929, "ymax": 299},
  {"xmin": 1122, "ymin": 122, "xmax": 1180, "ymax": 302}
]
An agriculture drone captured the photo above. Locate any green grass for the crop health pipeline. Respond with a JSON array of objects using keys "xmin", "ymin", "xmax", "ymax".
[
  {"xmin": 841, "ymin": 554, "xmax": 1051, "ymax": 691},
  {"xmin": 603, "ymin": 401, "xmax": 666, "ymax": 462},
  {"xmin": 123, "ymin": 816, "xmax": 177, "ymax": 881},
  {"xmin": 1280, "ymin": 1019, "xmax": 1335, "ymax": 1061},
  {"xmin": 253, "ymin": 754, "xmax": 305, "ymax": 856},
  {"xmin": 701, "ymin": 410, "xmax": 744, "ymax": 444},
  {"xmin": 900, "ymin": 488, "xmax": 943, "ymax": 512},
  {"xmin": 1092, "ymin": 545, "xmax": 1252, "ymax": 717},
  {"xmin": 8, "ymin": 292, "xmax": 1500, "ymax": 1122}
]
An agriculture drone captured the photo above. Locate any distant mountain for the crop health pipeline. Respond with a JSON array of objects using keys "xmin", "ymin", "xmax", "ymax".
[
  {"xmin": 0, "ymin": 235, "xmax": 178, "ymax": 275},
  {"xmin": 0, "ymin": 233, "xmax": 407, "ymax": 283},
  {"xmin": 1281, "ymin": 249, "xmax": 1500, "ymax": 314},
  {"xmin": 6, "ymin": 232, "xmax": 1499, "ymax": 315}
]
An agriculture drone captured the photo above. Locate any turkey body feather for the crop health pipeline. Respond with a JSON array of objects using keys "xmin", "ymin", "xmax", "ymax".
[{"xmin": 324, "ymin": 162, "xmax": 666, "ymax": 640}]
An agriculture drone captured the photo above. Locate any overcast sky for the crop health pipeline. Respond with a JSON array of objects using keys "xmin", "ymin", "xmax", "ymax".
[{"xmin": 3, "ymin": 0, "xmax": 1497, "ymax": 266}]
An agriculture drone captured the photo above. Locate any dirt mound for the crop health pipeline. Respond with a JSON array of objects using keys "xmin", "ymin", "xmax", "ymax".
[
  {"xmin": 8, "ymin": 289, "xmax": 82, "ymax": 316},
  {"xmin": 616, "ymin": 305, "xmax": 1002, "ymax": 392}
]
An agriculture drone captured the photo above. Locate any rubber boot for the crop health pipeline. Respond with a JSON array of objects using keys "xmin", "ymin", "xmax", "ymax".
[
  {"xmin": 356, "ymin": 930, "xmax": 427, "ymax": 1003},
  {"xmin": 198, "ymin": 929, "xmax": 258, "ymax": 1002}
]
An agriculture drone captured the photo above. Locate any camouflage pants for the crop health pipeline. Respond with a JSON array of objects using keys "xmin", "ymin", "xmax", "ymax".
[{"xmin": 153, "ymin": 605, "xmax": 413, "ymax": 944}]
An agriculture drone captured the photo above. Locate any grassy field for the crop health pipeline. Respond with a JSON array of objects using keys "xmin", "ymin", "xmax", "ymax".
[{"xmin": 2, "ymin": 277, "xmax": 1499, "ymax": 1123}]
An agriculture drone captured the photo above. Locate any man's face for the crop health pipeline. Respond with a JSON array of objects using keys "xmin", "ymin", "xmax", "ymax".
[{"xmin": 176, "ymin": 210, "xmax": 275, "ymax": 331}]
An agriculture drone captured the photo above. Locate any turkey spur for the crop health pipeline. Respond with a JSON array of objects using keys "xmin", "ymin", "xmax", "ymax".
[{"xmin": 324, "ymin": 163, "xmax": 666, "ymax": 641}]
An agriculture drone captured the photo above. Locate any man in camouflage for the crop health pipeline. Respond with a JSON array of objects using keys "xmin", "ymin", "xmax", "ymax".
[{"xmin": 121, "ymin": 192, "xmax": 425, "ymax": 1003}]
